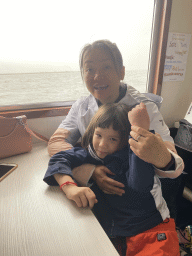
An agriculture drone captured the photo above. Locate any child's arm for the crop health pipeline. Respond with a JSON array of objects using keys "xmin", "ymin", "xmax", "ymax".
[
  {"xmin": 44, "ymin": 148, "xmax": 98, "ymax": 209},
  {"xmin": 127, "ymin": 102, "xmax": 155, "ymax": 193},
  {"xmin": 126, "ymin": 103, "xmax": 181, "ymax": 193},
  {"xmin": 128, "ymin": 103, "xmax": 172, "ymax": 169},
  {"xmin": 54, "ymin": 173, "xmax": 97, "ymax": 209},
  {"xmin": 128, "ymin": 102, "xmax": 150, "ymax": 130},
  {"xmin": 129, "ymin": 103, "xmax": 183, "ymax": 177}
]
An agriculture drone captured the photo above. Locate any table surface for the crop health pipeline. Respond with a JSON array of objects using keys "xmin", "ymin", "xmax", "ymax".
[{"xmin": 0, "ymin": 143, "xmax": 119, "ymax": 256}]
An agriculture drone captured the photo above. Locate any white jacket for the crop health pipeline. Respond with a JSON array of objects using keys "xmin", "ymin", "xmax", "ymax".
[
  {"xmin": 58, "ymin": 84, "xmax": 183, "ymax": 181},
  {"xmin": 59, "ymin": 85, "xmax": 171, "ymax": 143}
]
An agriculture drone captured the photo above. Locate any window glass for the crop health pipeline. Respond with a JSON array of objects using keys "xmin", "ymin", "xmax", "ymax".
[{"xmin": 0, "ymin": 0, "xmax": 154, "ymax": 106}]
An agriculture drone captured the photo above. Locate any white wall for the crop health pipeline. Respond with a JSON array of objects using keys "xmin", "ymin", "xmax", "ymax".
[{"xmin": 160, "ymin": 0, "xmax": 192, "ymax": 127}]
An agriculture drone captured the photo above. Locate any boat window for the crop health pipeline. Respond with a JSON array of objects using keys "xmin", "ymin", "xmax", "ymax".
[{"xmin": 0, "ymin": 0, "xmax": 156, "ymax": 110}]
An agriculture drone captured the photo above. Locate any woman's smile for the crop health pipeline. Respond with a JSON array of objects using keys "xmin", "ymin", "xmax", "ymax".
[{"xmin": 93, "ymin": 84, "xmax": 109, "ymax": 91}]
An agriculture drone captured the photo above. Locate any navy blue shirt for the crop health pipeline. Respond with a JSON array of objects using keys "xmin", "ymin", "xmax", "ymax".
[{"xmin": 44, "ymin": 144, "xmax": 169, "ymax": 238}]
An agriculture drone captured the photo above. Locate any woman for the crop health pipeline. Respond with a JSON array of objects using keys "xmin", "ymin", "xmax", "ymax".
[{"xmin": 48, "ymin": 39, "xmax": 184, "ymax": 195}]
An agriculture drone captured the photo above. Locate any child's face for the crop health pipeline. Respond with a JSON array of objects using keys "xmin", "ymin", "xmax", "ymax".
[{"xmin": 92, "ymin": 125, "xmax": 121, "ymax": 159}]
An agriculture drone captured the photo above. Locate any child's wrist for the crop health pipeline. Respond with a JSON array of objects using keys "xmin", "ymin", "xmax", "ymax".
[
  {"xmin": 61, "ymin": 184, "xmax": 78, "ymax": 196},
  {"xmin": 60, "ymin": 181, "xmax": 77, "ymax": 190}
]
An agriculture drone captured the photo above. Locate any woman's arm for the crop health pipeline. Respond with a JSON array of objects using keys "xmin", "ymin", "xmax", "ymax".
[
  {"xmin": 128, "ymin": 103, "xmax": 184, "ymax": 176},
  {"xmin": 72, "ymin": 163, "xmax": 125, "ymax": 196},
  {"xmin": 129, "ymin": 125, "xmax": 183, "ymax": 177},
  {"xmin": 48, "ymin": 100, "xmax": 82, "ymax": 157},
  {"xmin": 144, "ymin": 100, "xmax": 182, "ymax": 155},
  {"xmin": 129, "ymin": 126, "xmax": 172, "ymax": 168},
  {"xmin": 128, "ymin": 103, "xmax": 168, "ymax": 169},
  {"xmin": 48, "ymin": 128, "xmax": 73, "ymax": 157}
]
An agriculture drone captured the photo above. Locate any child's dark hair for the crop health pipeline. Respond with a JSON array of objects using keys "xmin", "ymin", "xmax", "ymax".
[
  {"xmin": 79, "ymin": 40, "xmax": 124, "ymax": 80},
  {"xmin": 82, "ymin": 103, "xmax": 132, "ymax": 149}
]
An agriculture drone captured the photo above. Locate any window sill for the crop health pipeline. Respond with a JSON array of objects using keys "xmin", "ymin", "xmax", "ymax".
[{"xmin": 0, "ymin": 101, "xmax": 74, "ymax": 119}]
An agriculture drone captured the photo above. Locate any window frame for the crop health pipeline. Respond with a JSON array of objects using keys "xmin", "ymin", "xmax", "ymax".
[
  {"xmin": 0, "ymin": 0, "xmax": 172, "ymax": 118},
  {"xmin": 0, "ymin": 101, "xmax": 73, "ymax": 118},
  {"xmin": 147, "ymin": 0, "xmax": 172, "ymax": 95}
]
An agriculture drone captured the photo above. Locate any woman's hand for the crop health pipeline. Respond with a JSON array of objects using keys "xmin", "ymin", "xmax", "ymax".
[
  {"xmin": 129, "ymin": 125, "xmax": 172, "ymax": 169},
  {"xmin": 62, "ymin": 185, "xmax": 98, "ymax": 209},
  {"xmin": 128, "ymin": 102, "xmax": 150, "ymax": 130},
  {"xmin": 92, "ymin": 166, "xmax": 125, "ymax": 196}
]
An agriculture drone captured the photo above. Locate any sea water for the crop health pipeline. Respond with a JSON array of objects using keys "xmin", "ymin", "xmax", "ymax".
[{"xmin": 0, "ymin": 70, "xmax": 147, "ymax": 106}]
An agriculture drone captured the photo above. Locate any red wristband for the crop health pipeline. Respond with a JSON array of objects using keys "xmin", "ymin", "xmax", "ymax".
[{"xmin": 60, "ymin": 181, "xmax": 77, "ymax": 190}]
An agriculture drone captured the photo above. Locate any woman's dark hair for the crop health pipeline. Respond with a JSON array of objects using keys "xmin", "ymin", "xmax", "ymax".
[
  {"xmin": 79, "ymin": 39, "xmax": 124, "ymax": 80},
  {"xmin": 82, "ymin": 103, "xmax": 132, "ymax": 149}
]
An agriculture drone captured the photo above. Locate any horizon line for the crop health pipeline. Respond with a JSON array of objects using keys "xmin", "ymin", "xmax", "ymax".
[{"xmin": 0, "ymin": 69, "xmax": 147, "ymax": 75}]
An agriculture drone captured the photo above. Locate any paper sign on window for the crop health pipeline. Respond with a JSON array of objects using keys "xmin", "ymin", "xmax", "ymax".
[{"xmin": 163, "ymin": 33, "xmax": 191, "ymax": 82}]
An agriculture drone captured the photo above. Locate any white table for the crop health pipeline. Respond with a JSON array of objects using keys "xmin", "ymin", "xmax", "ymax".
[{"xmin": 0, "ymin": 143, "xmax": 119, "ymax": 256}]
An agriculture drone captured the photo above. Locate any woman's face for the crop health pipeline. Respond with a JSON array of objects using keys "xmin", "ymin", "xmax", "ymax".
[{"xmin": 83, "ymin": 48, "xmax": 125, "ymax": 104}]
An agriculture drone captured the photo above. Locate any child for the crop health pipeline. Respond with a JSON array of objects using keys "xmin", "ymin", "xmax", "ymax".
[{"xmin": 44, "ymin": 103, "xmax": 180, "ymax": 256}]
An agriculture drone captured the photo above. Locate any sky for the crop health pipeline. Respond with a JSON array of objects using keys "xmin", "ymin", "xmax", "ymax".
[{"xmin": 0, "ymin": 0, "xmax": 154, "ymax": 73}]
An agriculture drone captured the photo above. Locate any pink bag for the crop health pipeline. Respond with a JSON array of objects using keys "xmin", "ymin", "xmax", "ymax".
[{"xmin": 0, "ymin": 115, "xmax": 48, "ymax": 159}]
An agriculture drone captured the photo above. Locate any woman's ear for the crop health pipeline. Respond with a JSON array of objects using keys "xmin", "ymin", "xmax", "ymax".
[{"xmin": 120, "ymin": 66, "xmax": 125, "ymax": 80}]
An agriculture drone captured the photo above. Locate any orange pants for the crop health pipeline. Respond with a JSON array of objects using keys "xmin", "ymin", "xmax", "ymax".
[{"xmin": 125, "ymin": 218, "xmax": 180, "ymax": 256}]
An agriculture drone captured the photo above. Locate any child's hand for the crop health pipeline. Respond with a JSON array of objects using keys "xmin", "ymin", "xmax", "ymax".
[
  {"xmin": 62, "ymin": 185, "xmax": 98, "ymax": 209},
  {"xmin": 128, "ymin": 102, "xmax": 150, "ymax": 130}
]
